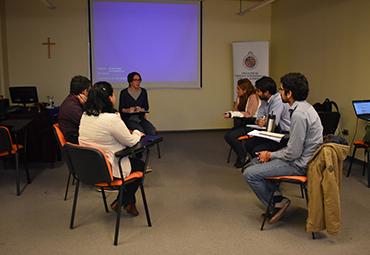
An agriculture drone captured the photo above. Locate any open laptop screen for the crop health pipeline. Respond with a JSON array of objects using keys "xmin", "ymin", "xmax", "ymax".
[{"xmin": 352, "ymin": 100, "xmax": 370, "ymax": 120}]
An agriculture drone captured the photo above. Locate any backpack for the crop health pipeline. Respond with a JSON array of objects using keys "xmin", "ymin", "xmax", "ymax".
[{"xmin": 313, "ymin": 98, "xmax": 339, "ymax": 112}]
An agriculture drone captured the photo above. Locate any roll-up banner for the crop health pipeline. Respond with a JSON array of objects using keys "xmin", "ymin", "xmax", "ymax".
[{"xmin": 232, "ymin": 41, "xmax": 269, "ymax": 101}]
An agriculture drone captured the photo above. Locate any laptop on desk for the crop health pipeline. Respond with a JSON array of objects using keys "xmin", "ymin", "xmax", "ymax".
[{"xmin": 352, "ymin": 100, "xmax": 370, "ymax": 121}]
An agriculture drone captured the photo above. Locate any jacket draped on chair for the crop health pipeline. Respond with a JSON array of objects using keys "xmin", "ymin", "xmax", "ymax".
[{"xmin": 306, "ymin": 143, "xmax": 349, "ymax": 235}]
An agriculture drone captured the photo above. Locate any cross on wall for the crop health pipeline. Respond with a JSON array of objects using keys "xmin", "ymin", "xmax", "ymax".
[{"xmin": 42, "ymin": 37, "xmax": 55, "ymax": 58}]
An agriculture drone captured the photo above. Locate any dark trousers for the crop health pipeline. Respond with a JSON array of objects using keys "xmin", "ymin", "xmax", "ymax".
[
  {"xmin": 119, "ymin": 157, "xmax": 145, "ymax": 206},
  {"xmin": 224, "ymin": 117, "xmax": 255, "ymax": 160},
  {"xmin": 126, "ymin": 117, "xmax": 156, "ymax": 135}
]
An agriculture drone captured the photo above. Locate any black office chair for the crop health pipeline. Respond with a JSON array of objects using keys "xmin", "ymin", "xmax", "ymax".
[
  {"xmin": 64, "ymin": 142, "xmax": 151, "ymax": 246},
  {"xmin": 0, "ymin": 126, "xmax": 31, "ymax": 195}
]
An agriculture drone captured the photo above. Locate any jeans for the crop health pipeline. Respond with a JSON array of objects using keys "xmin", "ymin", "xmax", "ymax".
[
  {"xmin": 126, "ymin": 117, "xmax": 156, "ymax": 135},
  {"xmin": 243, "ymin": 157, "xmax": 306, "ymax": 207}
]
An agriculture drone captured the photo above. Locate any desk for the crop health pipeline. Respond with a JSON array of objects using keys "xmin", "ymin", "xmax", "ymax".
[
  {"xmin": 1, "ymin": 119, "xmax": 32, "ymax": 147},
  {"xmin": 7, "ymin": 112, "xmax": 57, "ymax": 164},
  {"xmin": 0, "ymin": 119, "xmax": 32, "ymax": 195},
  {"xmin": 1, "ymin": 119, "xmax": 32, "ymax": 132},
  {"xmin": 115, "ymin": 135, "xmax": 163, "ymax": 159}
]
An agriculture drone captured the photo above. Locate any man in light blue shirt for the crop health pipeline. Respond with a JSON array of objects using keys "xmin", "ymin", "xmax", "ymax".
[{"xmin": 243, "ymin": 72, "xmax": 323, "ymax": 224}]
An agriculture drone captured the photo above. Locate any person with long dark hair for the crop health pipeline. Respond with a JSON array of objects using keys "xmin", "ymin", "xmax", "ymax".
[
  {"xmin": 79, "ymin": 81, "xmax": 145, "ymax": 215},
  {"xmin": 224, "ymin": 78, "xmax": 260, "ymax": 169}
]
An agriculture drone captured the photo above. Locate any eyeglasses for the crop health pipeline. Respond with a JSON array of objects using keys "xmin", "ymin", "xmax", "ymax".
[
  {"xmin": 278, "ymin": 88, "xmax": 283, "ymax": 91},
  {"xmin": 132, "ymin": 79, "xmax": 142, "ymax": 82}
]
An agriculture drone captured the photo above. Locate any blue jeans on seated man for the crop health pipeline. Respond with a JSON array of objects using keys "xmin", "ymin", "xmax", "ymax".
[{"xmin": 243, "ymin": 157, "xmax": 306, "ymax": 207}]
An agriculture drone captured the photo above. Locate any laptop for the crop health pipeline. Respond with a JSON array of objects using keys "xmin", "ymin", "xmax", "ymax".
[{"xmin": 352, "ymin": 100, "xmax": 370, "ymax": 121}]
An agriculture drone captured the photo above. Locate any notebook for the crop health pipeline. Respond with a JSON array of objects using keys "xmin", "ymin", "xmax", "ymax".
[{"xmin": 352, "ymin": 100, "xmax": 370, "ymax": 121}]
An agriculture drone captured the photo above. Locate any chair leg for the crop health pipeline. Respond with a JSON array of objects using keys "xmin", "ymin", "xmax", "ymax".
[
  {"xmin": 70, "ymin": 179, "xmax": 80, "ymax": 229},
  {"xmin": 363, "ymin": 150, "xmax": 367, "ymax": 176},
  {"xmin": 156, "ymin": 143, "xmax": 161, "ymax": 159},
  {"xmin": 64, "ymin": 172, "xmax": 72, "ymax": 201},
  {"xmin": 114, "ymin": 185, "xmax": 125, "ymax": 246},
  {"xmin": 100, "ymin": 188, "xmax": 109, "ymax": 213},
  {"xmin": 347, "ymin": 146, "xmax": 357, "ymax": 177},
  {"xmin": 140, "ymin": 183, "xmax": 152, "ymax": 227},
  {"xmin": 261, "ymin": 181, "xmax": 279, "ymax": 231},
  {"xmin": 227, "ymin": 147, "xmax": 232, "ymax": 163},
  {"xmin": 23, "ymin": 153, "xmax": 31, "ymax": 184},
  {"xmin": 15, "ymin": 152, "xmax": 20, "ymax": 196},
  {"xmin": 301, "ymin": 183, "xmax": 316, "ymax": 239}
]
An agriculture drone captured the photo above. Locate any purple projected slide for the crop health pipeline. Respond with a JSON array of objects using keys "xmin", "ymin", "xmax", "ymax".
[{"xmin": 91, "ymin": 1, "xmax": 200, "ymax": 88}]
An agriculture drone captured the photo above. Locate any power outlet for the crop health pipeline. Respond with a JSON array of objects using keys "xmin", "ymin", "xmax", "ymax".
[{"xmin": 342, "ymin": 129, "xmax": 349, "ymax": 136}]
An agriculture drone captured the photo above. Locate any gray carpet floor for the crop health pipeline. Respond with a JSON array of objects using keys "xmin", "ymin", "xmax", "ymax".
[{"xmin": 0, "ymin": 131, "xmax": 369, "ymax": 254}]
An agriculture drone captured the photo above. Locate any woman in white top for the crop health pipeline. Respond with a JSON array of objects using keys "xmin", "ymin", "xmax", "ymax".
[
  {"xmin": 224, "ymin": 78, "xmax": 260, "ymax": 169},
  {"xmin": 79, "ymin": 81, "xmax": 144, "ymax": 216}
]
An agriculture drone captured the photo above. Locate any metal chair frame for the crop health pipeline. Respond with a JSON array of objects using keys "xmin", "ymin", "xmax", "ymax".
[
  {"xmin": 0, "ymin": 126, "xmax": 31, "ymax": 196},
  {"xmin": 261, "ymin": 176, "xmax": 315, "ymax": 239},
  {"xmin": 347, "ymin": 140, "xmax": 370, "ymax": 188}
]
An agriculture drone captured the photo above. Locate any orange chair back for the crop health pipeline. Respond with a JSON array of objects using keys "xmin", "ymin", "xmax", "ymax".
[
  {"xmin": 0, "ymin": 126, "xmax": 23, "ymax": 156},
  {"xmin": 53, "ymin": 123, "xmax": 67, "ymax": 147}
]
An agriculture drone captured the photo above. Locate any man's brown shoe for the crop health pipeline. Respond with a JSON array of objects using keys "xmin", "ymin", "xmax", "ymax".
[
  {"xmin": 268, "ymin": 198, "xmax": 291, "ymax": 224},
  {"xmin": 126, "ymin": 204, "xmax": 139, "ymax": 216},
  {"xmin": 110, "ymin": 199, "xmax": 119, "ymax": 213}
]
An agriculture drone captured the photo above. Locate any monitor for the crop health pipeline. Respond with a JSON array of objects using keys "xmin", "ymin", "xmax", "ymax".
[{"xmin": 9, "ymin": 86, "xmax": 39, "ymax": 107}]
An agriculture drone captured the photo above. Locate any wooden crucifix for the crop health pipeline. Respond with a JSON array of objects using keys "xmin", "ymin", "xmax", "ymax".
[{"xmin": 42, "ymin": 37, "xmax": 56, "ymax": 58}]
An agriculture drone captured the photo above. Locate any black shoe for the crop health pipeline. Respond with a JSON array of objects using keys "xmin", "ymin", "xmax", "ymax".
[
  {"xmin": 233, "ymin": 157, "xmax": 241, "ymax": 167},
  {"xmin": 240, "ymin": 157, "xmax": 251, "ymax": 173},
  {"xmin": 235, "ymin": 157, "xmax": 251, "ymax": 169},
  {"xmin": 234, "ymin": 158, "xmax": 245, "ymax": 168},
  {"xmin": 260, "ymin": 208, "xmax": 280, "ymax": 220}
]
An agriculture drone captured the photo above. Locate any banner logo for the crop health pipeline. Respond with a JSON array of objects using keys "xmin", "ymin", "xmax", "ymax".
[{"xmin": 243, "ymin": 51, "xmax": 258, "ymax": 70}]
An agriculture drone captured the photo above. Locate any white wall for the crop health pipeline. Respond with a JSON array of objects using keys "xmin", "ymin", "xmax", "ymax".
[{"xmin": 1, "ymin": 0, "xmax": 271, "ymax": 131}]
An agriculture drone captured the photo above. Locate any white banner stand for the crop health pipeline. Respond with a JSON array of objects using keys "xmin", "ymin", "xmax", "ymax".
[{"xmin": 232, "ymin": 41, "xmax": 269, "ymax": 101}]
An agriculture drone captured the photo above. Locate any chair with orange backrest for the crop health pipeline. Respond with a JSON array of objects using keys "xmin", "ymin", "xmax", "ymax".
[
  {"xmin": 64, "ymin": 142, "xmax": 152, "ymax": 246},
  {"xmin": 52, "ymin": 123, "xmax": 75, "ymax": 200},
  {"xmin": 346, "ymin": 140, "xmax": 370, "ymax": 187},
  {"xmin": 0, "ymin": 126, "xmax": 31, "ymax": 196}
]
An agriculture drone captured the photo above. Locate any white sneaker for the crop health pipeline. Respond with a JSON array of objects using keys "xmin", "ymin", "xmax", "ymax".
[{"xmin": 146, "ymin": 166, "xmax": 153, "ymax": 173}]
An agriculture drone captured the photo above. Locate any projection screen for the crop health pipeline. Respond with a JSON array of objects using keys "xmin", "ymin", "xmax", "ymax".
[{"xmin": 88, "ymin": 0, "xmax": 202, "ymax": 89}]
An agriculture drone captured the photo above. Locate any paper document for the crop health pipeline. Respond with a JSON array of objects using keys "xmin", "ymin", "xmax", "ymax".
[
  {"xmin": 246, "ymin": 124, "xmax": 266, "ymax": 130},
  {"xmin": 224, "ymin": 111, "xmax": 244, "ymax": 118},
  {"xmin": 247, "ymin": 130, "xmax": 284, "ymax": 142}
]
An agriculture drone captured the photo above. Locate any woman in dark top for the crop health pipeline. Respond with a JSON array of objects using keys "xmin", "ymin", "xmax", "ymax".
[{"xmin": 118, "ymin": 72, "xmax": 156, "ymax": 135}]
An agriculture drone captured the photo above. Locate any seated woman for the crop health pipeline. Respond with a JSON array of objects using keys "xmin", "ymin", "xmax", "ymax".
[
  {"xmin": 119, "ymin": 72, "xmax": 156, "ymax": 135},
  {"xmin": 79, "ymin": 81, "xmax": 145, "ymax": 215},
  {"xmin": 224, "ymin": 78, "xmax": 260, "ymax": 169}
]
